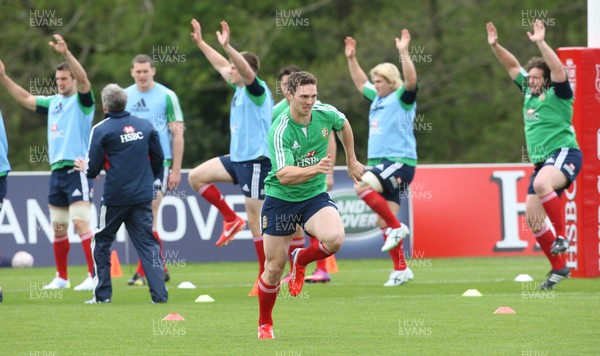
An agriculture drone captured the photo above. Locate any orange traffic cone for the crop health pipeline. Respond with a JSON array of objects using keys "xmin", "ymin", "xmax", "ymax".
[
  {"xmin": 110, "ymin": 250, "xmax": 123, "ymax": 278},
  {"xmin": 162, "ymin": 313, "xmax": 185, "ymax": 320},
  {"xmin": 324, "ymin": 254, "xmax": 339, "ymax": 273},
  {"xmin": 248, "ymin": 280, "xmax": 259, "ymax": 297}
]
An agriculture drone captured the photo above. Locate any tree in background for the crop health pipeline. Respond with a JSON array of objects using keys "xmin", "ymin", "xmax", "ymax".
[{"xmin": 0, "ymin": 0, "xmax": 586, "ymax": 170}]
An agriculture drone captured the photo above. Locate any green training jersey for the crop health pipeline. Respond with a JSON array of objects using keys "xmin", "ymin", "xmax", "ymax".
[
  {"xmin": 265, "ymin": 102, "xmax": 346, "ymax": 202},
  {"xmin": 515, "ymin": 69, "xmax": 578, "ymax": 164},
  {"xmin": 272, "ymin": 98, "xmax": 289, "ymax": 122}
]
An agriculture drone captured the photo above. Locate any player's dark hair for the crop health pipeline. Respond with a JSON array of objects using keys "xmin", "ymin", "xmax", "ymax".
[
  {"xmin": 241, "ymin": 52, "xmax": 260, "ymax": 73},
  {"xmin": 286, "ymin": 71, "xmax": 317, "ymax": 94},
  {"xmin": 55, "ymin": 61, "xmax": 73, "ymax": 78},
  {"xmin": 524, "ymin": 57, "xmax": 551, "ymax": 89},
  {"xmin": 277, "ymin": 65, "xmax": 300, "ymax": 81},
  {"xmin": 131, "ymin": 54, "xmax": 154, "ymax": 68}
]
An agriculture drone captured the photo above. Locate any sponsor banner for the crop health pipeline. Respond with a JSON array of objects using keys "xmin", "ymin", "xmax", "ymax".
[
  {"xmin": 3, "ymin": 158, "xmax": 594, "ymax": 276},
  {"xmin": 0, "ymin": 170, "xmax": 409, "ymax": 267},
  {"xmin": 412, "ymin": 164, "xmax": 541, "ymax": 258},
  {"xmin": 558, "ymin": 47, "xmax": 600, "ymax": 277},
  {"xmin": 328, "ymin": 170, "xmax": 411, "ymax": 260}
]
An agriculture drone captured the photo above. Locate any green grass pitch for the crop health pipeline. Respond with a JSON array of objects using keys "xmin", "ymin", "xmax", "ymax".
[{"xmin": 1, "ymin": 256, "xmax": 599, "ymax": 355}]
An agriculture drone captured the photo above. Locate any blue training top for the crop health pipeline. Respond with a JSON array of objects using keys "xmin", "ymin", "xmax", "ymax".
[{"xmin": 0, "ymin": 110, "xmax": 10, "ymax": 175}]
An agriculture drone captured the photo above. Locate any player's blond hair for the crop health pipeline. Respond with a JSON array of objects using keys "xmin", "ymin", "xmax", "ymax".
[{"xmin": 370, "ymin": 63, "xmax": 403, "ymax": 90}]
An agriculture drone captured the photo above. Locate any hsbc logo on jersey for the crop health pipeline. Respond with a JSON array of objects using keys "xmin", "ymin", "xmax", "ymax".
[
  {"xmin": 120, "ymin": 126, "xmax": 144, "ymax": 143},
  {"xmin": 296, "ymin": 156, "xmax": 320, "ymax": 167},
  {"xmin": 369, "ymin": 120, "xmax": 383, "ymax": 135},
  {"xmin": 49, "ymin": 123, "xmax": 63, "ymax": 139},
  {"xmin": 295, "ymin": 151, "xmax": 320, "ymax": 167}
]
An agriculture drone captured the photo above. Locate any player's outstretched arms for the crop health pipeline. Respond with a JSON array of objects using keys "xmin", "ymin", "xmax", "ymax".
[
  {"xmin": 218, "ymin": 21, "xmax": 255, "ymax": 85},
  {"xmin": 190, "ymin": 18, "xmax": 231, "ymax": 82},
  {"xmin": 486, "ymin": 22, "xmax": 521, "ymax": 80},
  {"xmin": 528, "ymin": 19, "xmax": 566, "ymax": 83},
  {"xmin": 50, "ymin": 35, "xmax": 91, "ymax": 94},
  {"xmin": 344, "ymin": 36, "xmax": 368, "ymax": 94},
  {"xmin": 396, "ymin": 29, "xmax": 417, "ymax": 91},
  {"xmin": 0, "ymin": 59, "xmax": 36, "ymax": 111}
]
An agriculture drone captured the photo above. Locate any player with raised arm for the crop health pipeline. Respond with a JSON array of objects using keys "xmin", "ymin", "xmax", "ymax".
[
  {"xmin": 189, "ymin": 19, "xmax": 273, "ymax": 294},
  {"xmin": 345, "ymin": 30, "xmax": 418, "ymax": 287},
  {"xmin": 0, "ymin": 35, "xmax": 96, "ymax": 290},
  {"xmin": 486, "ymin": 20, "xmax": 581, "ymax": 289}
]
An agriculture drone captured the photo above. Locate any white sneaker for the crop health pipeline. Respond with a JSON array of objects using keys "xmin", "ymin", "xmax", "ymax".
[
  {"xmin": 85, "ymin": 298, "xmax": 111, "ymax": 304},
  {"xmin": 74, "ymin": 275, "xmax": 94, "ymax": 291},
  {"xmin": 383, "ymin": 268, "xmax": 414, "ymax": 287},
  {"xmin": 42, "ymin": 273, "xmax": 71, "ymax": 290},
  {"xmin": 381, "ymin": 224, "xmax": 410, "ymax": 252}
]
